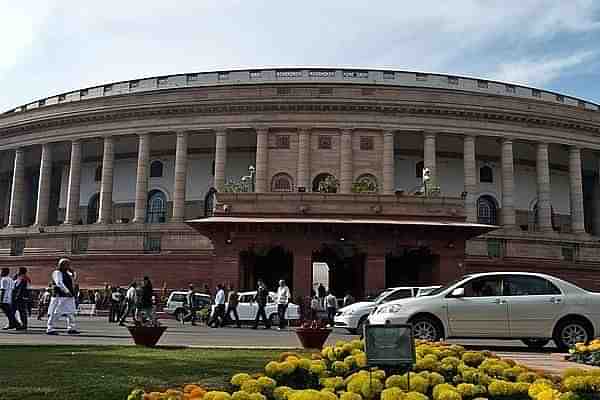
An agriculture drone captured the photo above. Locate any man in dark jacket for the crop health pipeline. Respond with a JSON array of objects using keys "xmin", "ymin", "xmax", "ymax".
[
  {"xmin": 225, "ymin": 285, "xmax": 241, "ymax": 328},
  {"xmin": 12, "ymin": 267, "xmax": 30, "ymax": 330},
  {"xmin": 140, "ymin": 276, "xmax": 154, "ymax": 322},
  {"xmin": 252, "ymin": 279, "xmax": 270, "ymax": 329}
]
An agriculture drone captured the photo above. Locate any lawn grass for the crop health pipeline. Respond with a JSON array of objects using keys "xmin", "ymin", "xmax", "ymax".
[{"xmin": 0, "ymin": 345, "xmax": 284, "ymax": 400}]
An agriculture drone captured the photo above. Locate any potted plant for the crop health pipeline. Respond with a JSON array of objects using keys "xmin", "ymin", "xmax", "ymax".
[
  {"xmin": 295, "ymin": 320, "xmax": 332, "ymax": 349},
  {"xmin": 127, "ymin": 315, "xmax": 167, "ymax": 347}
]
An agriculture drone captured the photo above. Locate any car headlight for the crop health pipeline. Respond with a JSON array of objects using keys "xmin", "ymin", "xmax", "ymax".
[{"xmin": 377, "ymin": 304, "xmax": 403, "ymax": 314}]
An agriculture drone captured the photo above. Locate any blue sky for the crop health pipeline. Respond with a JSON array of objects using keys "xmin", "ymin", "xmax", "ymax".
[{"xmin": 1, "ymin": 1, "xmax": 599, "ymax": 111}]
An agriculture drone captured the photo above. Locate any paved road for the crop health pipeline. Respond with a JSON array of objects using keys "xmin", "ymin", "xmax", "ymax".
[{"xmin": 0, "ymin": 315, "xmax": 562, "ymax": 351}]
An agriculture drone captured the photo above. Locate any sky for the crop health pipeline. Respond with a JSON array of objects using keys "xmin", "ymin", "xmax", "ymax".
[{"xmin": 1, "ymin": 0, "xmax": 600, "ymax": 112}]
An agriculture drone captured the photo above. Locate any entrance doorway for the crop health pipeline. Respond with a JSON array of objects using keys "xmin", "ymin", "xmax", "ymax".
[
  {"xmin": 385, "ymin": 247, "xmax": 436, "ymax": 287},
  {"xmin": 239, "ymin": 246, "xmax": 294, "ymax": 292},
  {"xmin": 312, "ymin": 243, "xmax": 365, "ymax": 299}
]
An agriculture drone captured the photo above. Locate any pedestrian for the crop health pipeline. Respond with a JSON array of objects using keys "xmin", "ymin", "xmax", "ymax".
[
  {"xmin": 325, "ymin": 290, "xmax": 337, "ymax": 327},
  {"xmin": 0, "ymin": 268, "xmax": 19, "ymax": 330},
  {"xmin": 252, "ymin": 279, "xmax": 270, "ymax": 329},
  {"xmin": 343, "ymin": 291, "xmax": 355, "ymax": 307},
  {"xmin": 276, "ymin": 279, "xmax": 291, "ymax": 330},
  {"xmin": 102, "ymin": 283, "xmax": 110, "ymax": 308},
  {"xmin": 91, "ymin": 290, "xmax": 101, "ymax": 316},
  {"xmin": 317, "ymin": 283, "xmax": 326, "ymax": 308},
  {"xmin": 46, "ymin": 258, "xmax": 79, "ymax": 335},
  {"xmin": 108, "ymin": 286, "xmax": 121, "ymax": 323},
  {"xmin": 225, "ymin": 284, "xmax": 241, "ymax": 328},
  {"xmin": 12, "ymin": 267, "xmax": 30, "ymax": 330},
  {"xmin": 139, "ymin": 276, "xmax": 154, "ymax": 322},
  {"xmin": 184, "ymin": 284, "xmax": 199, "ymax": 326},
  {"xmin": 310, "ymin": 296, "xmax": 320, "ymax": 321},
  {"xmin": 37, "ymin": 285, "xmax": 52, "ymax": 320},
  {"xmin": 208, "ymin": 284, "xmax": 226, "ymax": 327},
  {"xmin": 119, "ymin": 282, "xmax": 138, "ymax": 326}
]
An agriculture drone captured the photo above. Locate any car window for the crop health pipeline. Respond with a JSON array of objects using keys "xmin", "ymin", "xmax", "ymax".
[
  {"xmin": 503, "ymin": 276, "xmax": 561, "ymax": 296},
  {"xmin": 382, "ymin": 289, "xmax": 413, "ymax": 303},
  {"xmin": 240, "ymin": 295, "xmax": 251, "ymax": 303},
  {"xmin": 461, "ymin": 276, "xmax": 503, "ymax": 297},
  {"xmin": 171, "ymin": 294, "xmax": 185, "ymax": 302}
]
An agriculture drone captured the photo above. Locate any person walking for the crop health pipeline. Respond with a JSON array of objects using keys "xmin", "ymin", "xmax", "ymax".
[
  {"xmin": 119, "ymin": 282, "xmax": 138, "ymax": 326},
  {"xmin": 252, "ymin": 279, "xmax": 270, "ymax": 329},
  {"xmin": 184, "ymin": 284, "xmax": 199, "ymax": 326},
  {"xmin": 208, "ymin": 284, "xmax": 226, "ymax": 327},
  {"xmin": 225, "ymin": 285, "xmax": 240, "ymax": 328},
  {"xmin": 108, "ymin": 287, "xmax": 121, "ymax": 323},
  {"xmin": 0, "ymin": 268, "xmax": 19, "ymax": 330},
  {"xmin": 91, "ymin": 290, "xmax": 101, "ymax": 316},
  {"xmin": 47, "ymin": 258, "xmax": 79, "ymax": 335},
  {"xmin": 37, "ymin": 285, "xmax": 52, "ymax": 320},
  {"xmin": 12, "ymin": 267, "xmax": 30, "ymax": 330},
  {"xmin": 310, "ymin": 295, "xmax": 320, "ymax": 321},
  {"xmin": 276, "ymin": 280, "xmax": 291, "ymax": 330},
  {"xmin": 139, "ymin": 276, "xmax": 154, "ymax": 322},
  {"xmin": 317, "ymin": 283, "xmax": 326, "ymax": 308},
  {"xmin": 343, "ymin": 291, "xmax": 355, "ymax": 307},
  {"xmin": 325, "ymin": 290, "xmax": 337, "ymax": 327}
]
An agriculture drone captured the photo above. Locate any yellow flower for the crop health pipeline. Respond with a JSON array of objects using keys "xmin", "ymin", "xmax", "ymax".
[
  {"xmin": 288, "ymin": 389, "xmax": 324, "ymax": 400},
  {"xmin": 241, "ymin": 379, "xmax": 262, "ymax": 394},
  {"xmin": 385, "ymin": 375, "xmax": 404, "ymax": 389},
  {"xmin": 298, "ymin": 358, "xmax": 312, "ymax": 370},
  {"xmin": 339, "ymin": 392, "xmax": 362, "ymax": 400},
  {"xmin": 280, "ymin": 361, "xmax": 297, "ymax": 375},
  {"xmin": 404, "ymin": 391, "xmax": 428, "ymax": 400},
  {"xmin": 257, "ymin": 377, "xmax": 277, "ymax": 391},
  {"xmin": 265, "ymin": 362, "xmax": 280, "ymax": 377},
  {"xmin": 249, "ymin": 393, "xmax": 266, "ymax": 400},
  {"xmin": 381, "ymin": 387, "xmax": 405, "ymax": 400},
  {"xmin": 429, "ymin": 372, "xmax": 445, "ymax": 387},
  {"xmin": 232, "ymin": 391, "xmax": 252, "ymax": 400},
  {"xmin": 461, "ymin": 352, "xmax": 485, "ymax": 367},
  {"xmin": 320, "ymin": 389, "xmax": 338, "ymax": 400},
  {"xmin": 332, "ymin": 361, "xmax": 349, "ymax": 376},
  {"xmin": 360, "ymin": 379, "xmax": 384, "ymax": 399},
  {"xmin": 438, "ymin": 390, "xmax": 462, "ymax": 400},
  {"xmin": 432, "ymin": 384, "xmax": 456, "ymax": 400},
  {"xmin": 204, "ymin": 391, "xmax": 232, "ymax": 400},
  {"xmin": 537, "ymin": 389, "xmax": 561, "ymax": 400},
  {"xmin": 273, "ymin": 387, "xmax": 294, "ymax": 400},
  {"xmin": 232, "ymin": 374, "xmax": 253, "ymax": 387},
  {"xmin": 354, "ymin": 353, "xmax": 367, "ymax": 368}
]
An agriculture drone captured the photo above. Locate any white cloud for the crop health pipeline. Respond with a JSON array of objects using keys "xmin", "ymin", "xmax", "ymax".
[{"xmin": 491, "ymin": 51, "xmax": 596, "ymax": 87}]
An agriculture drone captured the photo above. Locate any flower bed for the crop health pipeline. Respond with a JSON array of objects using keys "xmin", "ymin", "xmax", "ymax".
[
  {"xmin": 567, "ymin": 339, "xmax": 600, "ymax": 367},
  {"xmin": 128, "ymin": 340, "xmax": 600, "ymax": 400}
]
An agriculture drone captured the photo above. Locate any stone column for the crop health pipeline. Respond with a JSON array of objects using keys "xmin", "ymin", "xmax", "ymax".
[
  {"xmin": 501, "ymin": 139, "xmax": 516, "ymax": 228},
  {"xmin": 214, "ymin": 129, "xmax": 227, "ymax": 191},
  {"xmin": 593, "ymin": 155, "xmax": 600, "ymax": 236},
  {"xmin": 172, "ymin": 131, "xmax": 188, "ymax": 223},
  {"xmin": 382, "ymin": 130, "xmax": 395, "ymax": 194},
  {"xmin": 64, "ymin": 140, "xmax": 82, "ymax": 225},
  {"xmin": 8, "ymin": 148, "xmax": 25, "ymax": 227},
  {"xmin": 255, "ymin": 128, "xmax": 268, "ymax": 193},
  {"xmin": 297, "ymin": 128, "xmax": 310, "ymax": 191},
  {"xmin": 340, "ymin": 129, "xmax": 353, "ymax": 194},
  {"xmin": 536, "ymin": 143, "xmax": 553, "ymax": 232},
  {"xmin": 132, "ymin": 134, "xmax": 150, "ymax": 223},
  {"xmin": 34, "ymin": 143, "xmax": 53, "ymax": 226},
  {"xmin": 423, "ymin": 132, "xmax": 437, "ymax": 181},
  {"xmin": 569, "ymin": 146, "xmax": 586, "ymax": 234},
  {"xmin": 463, "ymin": 135, "xmax": 477, "ymax": 223},
  {"xmin": 97, "ymin": 136, "xmax": 114, "ymax": 224}
]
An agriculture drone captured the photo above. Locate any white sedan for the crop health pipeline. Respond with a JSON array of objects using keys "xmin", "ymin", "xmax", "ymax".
[
  {"xmin": 211, "ymin": 291, "xmax": 300, "ymax": 325},
  {"xmin": 368, "ymin": 272, "xmax": 600, "ymax": 351}
]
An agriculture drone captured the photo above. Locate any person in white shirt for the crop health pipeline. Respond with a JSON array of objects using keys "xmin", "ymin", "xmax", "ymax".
[
  {"xmin": 325, "ymin": 290, "xmax": 337, "ymax": 327},
  {"xmin": 208, "ymin": 284, "xmax": 226, "ymax": 328},
  {"xmin": 47, "ymin": 258, "xmax": 79, "ymax": 335},
  {"xmin": 119, "ymin": 282, "xmax": 138, "ymax": 326},
  {"xmin": 0, "ymin": 268, "xmax": 19, "ymax": 330},
  {"xmin": 276, "ymin": 280, "xmax": 291, "ymax": 330}
]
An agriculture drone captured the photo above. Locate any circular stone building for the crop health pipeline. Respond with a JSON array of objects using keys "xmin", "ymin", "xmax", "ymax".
[{"xmin": 1, "ymin": 68, "xmax": 600, "ymax": 297}]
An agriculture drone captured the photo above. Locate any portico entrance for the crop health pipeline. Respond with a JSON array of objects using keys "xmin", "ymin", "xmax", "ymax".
[
  {"xmin": 239, "ymin": 245, "xmax": 294, "ymax": 292},
  {"xmin": 385, "ymin": 246, "xmax": 436, "ymax": 287},
  {"xmin": 312, "ymin": 242, "xmax": 366, "ymax": 299}
]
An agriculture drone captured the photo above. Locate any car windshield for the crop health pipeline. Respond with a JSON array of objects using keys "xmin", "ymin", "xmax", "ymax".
[
  {"xmin": 372, "ymin": 289, "xmax": 394, "ymax": 303},
  {"xmin": 422, "ymin": 276, "xmax": 470, "ymax": 296}
]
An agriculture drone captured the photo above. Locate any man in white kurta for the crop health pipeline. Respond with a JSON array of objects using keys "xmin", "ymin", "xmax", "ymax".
[{"xmin": 46, "ymin": 258, "xmax": 79, "ymax": 335}]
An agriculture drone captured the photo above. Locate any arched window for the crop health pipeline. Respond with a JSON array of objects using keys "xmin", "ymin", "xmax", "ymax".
[
  {"xmin": 146, "ymin": 190, "xmax": 167, "ymax": 223},
  {"xmin": 312, "ymin": 173, "xmax": 338, "ymax": 193},
  {"xmin": 477, "ymin": 195, "xmax": 498, "ymax": 225},
  {"xmin": 271, "ymin": 173, "xmax": 293, "ymax": 192},
  {"xmin": 415, "ymin": 161, "xmax": 424, "ymax": 178},
  {"xmin": 353, "ymin": 174, "xmax": 378, "ymax": 193},
  {"xmin": 94, "ymin": 166, "xmax": 102, "ymax": 182},
  {"xmin": 480, "ymin": 165, "xmax": 493, "ymax": 183},
  {"xmin": 150, "ymin": 160, "xmax": 164, "ymax": 178},
  {"xmin": 87, "ymin": 193, "xmax": 100, "ymax": 224}
]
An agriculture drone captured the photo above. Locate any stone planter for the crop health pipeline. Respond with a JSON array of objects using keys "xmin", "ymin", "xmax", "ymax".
[
  {"xmin": 127, "ymin": 326, "xmax": 168, "ymax": 347},
  {"xmin": 295, "ymin": 327, "xmax": 332, "ymax": 349}
]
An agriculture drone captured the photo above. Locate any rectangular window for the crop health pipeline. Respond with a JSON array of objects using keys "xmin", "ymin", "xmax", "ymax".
[
  {"xmin": 277, "ymin": 87, "xmax": 291, "ymax": 95},
  {"xmin": 249, "ymin": 71, "xmax": 262, "ymax": 79},
  {"xmin": 186, "ymin": 74, "xmax": 199, "ymax": 82},
  {"xmin": 477, "ymin": 80, "xmax": 488, "ymax": 88},
  {"xmin": 505, "ymin": 85, "xmax": 516, "ymax": 93},
  {"xmin": 144, "ymin": 234, "xmax": 161, "ymax": 254},
  {"xmin": 157, "ymin": 77, "xmax": 169, "ymax": 85},
  {"xmin": 276, "ymin": 135, "xmax": 290, "ymax": 149},
  {"xmin": 360, "ymin": 136, "xmax": 374, "ymax": 150},
  {"xmin": 448, "ymin": 76, "xmax": 459, "ymax": 85},
  {"xmin": 10, "ymin": 239, "xmax": 25, "ymax": 256},
  {"xmin": 383, "ymin": 72, "xmax": 395, "ymax": 79},
  {"xmin": 72, "ymin": 235, "xmax": 88, "ymax": 255},
  {"xmin": 276, "ymin": 70, "xmax": 302, "ymax": 78},
  {"xmin": 309, "ymin": 70, "xmax": 335, "ymax": 78},
  {"xmin": 318, "ymin": 135, "xmax": 332, "ymax": 149},
  {"xmin": 218, "ymin": 72, "xmax": 229, "ymax": 81},
  {"xmin": 561, "ymin": 246, "xmax": 575, "ymax": 261},
  {"xmin": 343, "ymin": 70, "xmax": 369, "ymax": 78},
  {"xmin": 532, "ymin": 89, "xmax": 541, "ymax": 98},
  {"xmin": 416, "ymin": 73, "xmax": 428, "ymax": 81},
  {"xmin": 487, "ymin": 239, "xmax": 502, "ymax": 258}
]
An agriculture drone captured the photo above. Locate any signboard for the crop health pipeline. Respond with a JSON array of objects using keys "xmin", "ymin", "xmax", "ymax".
[{"xmin": 364, "ymin": 324, "xmax": 416, "ymax": 367}]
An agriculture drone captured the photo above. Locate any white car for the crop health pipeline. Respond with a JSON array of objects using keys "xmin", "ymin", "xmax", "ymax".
[
  {"xmin": 367, "ymin": 272, "xmax": 600, "ymax": 351},
  {"xmin": 334, "ymin": 286, "xmax": 441, "ymax": 334},
  {"xmin": 211, "ymin": 291, "xmax": 300, "ymax": 325},
  {"xmin": 165, "ymin": 291, "xmax": 212, "ymax": 321}
]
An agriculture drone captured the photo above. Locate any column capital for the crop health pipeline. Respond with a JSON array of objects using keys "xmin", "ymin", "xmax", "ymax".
[
  {"xmin": 340, "ymin": 128, "xmax": 353, "ymax": 135},
  {"xmin": 176, "ymin": 131, "xmax": 188, "ymax": 139},
  {"xmin": 501, "ymin": 137, "xmax": 514, "ymax": 145},
  {"xmin": 298, "ymin": 127, "xmax": 312, "ymax": 135},
  {"xmin": 137, "ymin": 132, "xmax": 150, "ymax": 138},
  {"xmin": 14, "ymin": 147, "xmax": 25, "ymax": 155},
  {"xmin": 536, "ymin": 142, "xmax": 549, "ymax": 150},
  {"xmin": 383, "ymin": 129, "xmax": 395, "ymax": 137},
  {"xmin": 254, "ymin": 127, "xmax": 269, "ymax": 135},
  {"xmin": 569, "ymin": 145, "xmax": 581, "ymax": 153},
  {"xmin": 215, "ymin": 128, "xmax": 228, "ymax": 136},
  {"xmin": 463, "ymin": 134, "xmax": 476, "ymax": 140},
  {"xmin": 423, "ymin": 131, "xmax": 437, "ymax": 139}
]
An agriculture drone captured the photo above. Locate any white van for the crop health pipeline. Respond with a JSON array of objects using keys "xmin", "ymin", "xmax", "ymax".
[{"xmin": 165, "ymin": 291, "xmax": 212, "ymax": 321}]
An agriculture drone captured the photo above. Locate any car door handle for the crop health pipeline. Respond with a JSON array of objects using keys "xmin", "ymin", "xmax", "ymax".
[
  {"xmin": 493, "ymin": 298, "xmax": 507, "ymax": 304},
  {"xmin": 550, "ymin": 297, "xmax": 562, "ymax": 304}
]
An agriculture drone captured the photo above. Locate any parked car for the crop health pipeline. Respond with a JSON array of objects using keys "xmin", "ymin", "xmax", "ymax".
[
  {"xmin": 334, "ymin": 285, "xmax": 441, "ymax": 334},
  {"xmin": 165, "ymin": 291, "xmax": 212, "ymax": 321},
  {"xmin": 367, "ymin": 272, "xmax": 600, "ymax": 351},
  {"xmin": 210, "ymin": 291, "xmax": 301, "ymax": 325}
]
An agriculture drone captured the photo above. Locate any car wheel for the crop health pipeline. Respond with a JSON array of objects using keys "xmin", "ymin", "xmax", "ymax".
[
  {"xmin": 522, "ymin": 338, "xmax": 550, "ymax": 350},
  {"xmin": 175, "ymin": 309, "xmax": 185, "ymax": 322},
  {"xmin": 411, "ymin": 316, "xmax": 442, "ymax": 342},
  {"xmin": 553, "ymin": 318, "xmax": 592, "ymax": 352}
]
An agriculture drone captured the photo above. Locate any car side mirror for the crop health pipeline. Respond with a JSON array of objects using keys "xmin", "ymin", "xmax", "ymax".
[{"xmin": 451, "ymin": 288, "xmax": 465, "ymax": 298}]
